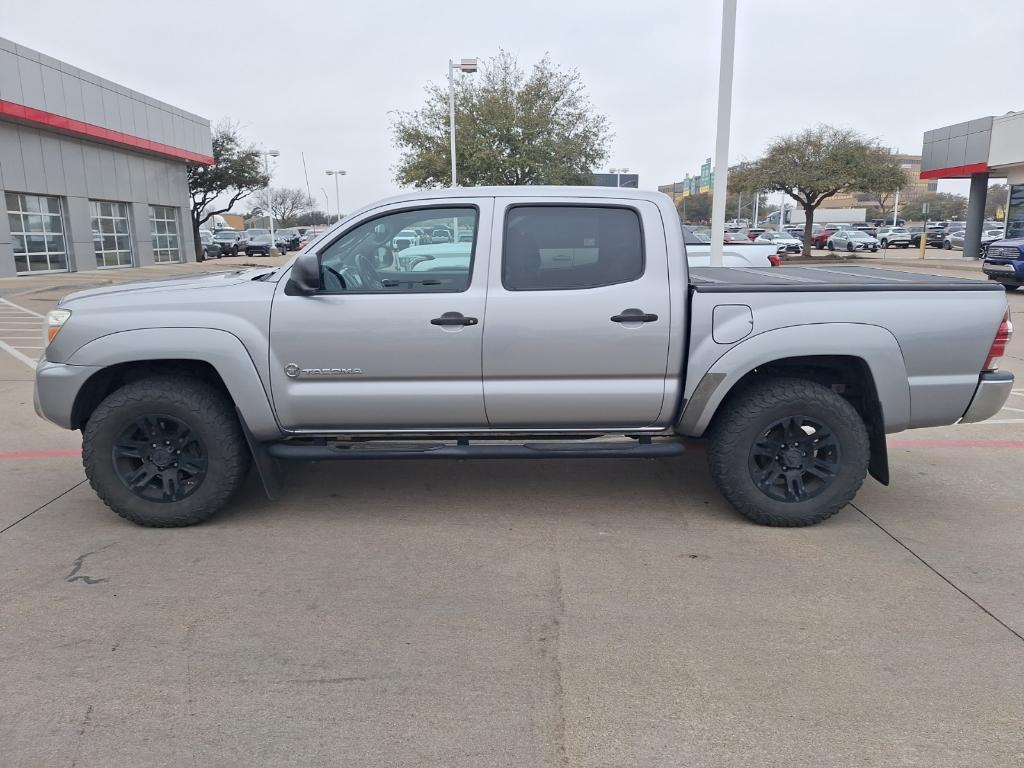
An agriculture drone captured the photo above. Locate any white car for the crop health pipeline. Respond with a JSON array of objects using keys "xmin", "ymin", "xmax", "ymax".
[
  {"xmin": 876, "ymin": 226, "xmax": 912, "ymax": 249},
  {"xmin": 754, "ymin": 230, "xmax": 802, "ymax": 254},
  {"xmin": 391, "ymin": 229, "xmax": 421, "ymax": 250},
  {"xmin": 827, "ymin": 229, "xmax": 879, "ymax": 253}
]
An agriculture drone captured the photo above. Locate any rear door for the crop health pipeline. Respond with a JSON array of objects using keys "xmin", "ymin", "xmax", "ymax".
[{"xmin": 481, "ymin": 198, "xmax": 671, "ymax": 428}]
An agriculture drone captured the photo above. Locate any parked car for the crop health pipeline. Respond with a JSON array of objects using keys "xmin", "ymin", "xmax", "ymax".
[
  {"xmin": 982, "ymin": 239, "xmax": 1024, "ymax": 290},
  {"xmin": 275, "ymin": 228, "xmax": 301, "ymax": 252},
  {"xmin": 723, "ymin": 231, "xmax": 749, "ymax": 243},
  {"xmin": 754, "ymin": 230, "xmax": 802, "ymax": 254},
  {"xmin": 812, "ymin": 224, "xmax": 848, "ymax": 249},
  {"xmin": 908, "ymin": 226, "xmax": 946, "ymax": 248},
  {"xmin": 35, "ymin": 187, "xmax": 1013, "ymax": 531},
  {"xmin": 213, "ymin": 229, "xmax": 245, "ymax": 256},
  {"xmin": 945, "ymin": 228, "xmax": 1007, "ymax": 252},
  {"xmin": 827, "ymin": 229, "xmax": 880, "ymax": 253},
  {"xmin": 199, "ymin": 230, "xmax": 222, "ymax": 259},
  {"xmin": 683, "ymin": 226, "xmax": 781, "ymax": 267},
  {"xmin": 431, "ymin": 227, "xmax": 453, "ymax": 243},
  {"xmin": 745, "ymin": 227, "xmax": 767, "ymax": 241},
  {"xmin": 875, "ymin": 226, "xmax": 913, "ymax": 249},
  {"xmin": 244, "ymin": 233, "xmax": 275, "ymax": 256},
  {"xmin": 392, "ymin": 229, "xmax": 421, "ymax": 250}
]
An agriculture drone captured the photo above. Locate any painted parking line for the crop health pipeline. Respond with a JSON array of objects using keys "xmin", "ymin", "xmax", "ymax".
[
  {"xmin": 0, "ymin": 298, "xmax": 44, "ymax": 370},
  {"xmin": 0, "ymin": 449, "xmax": 81, "ymax": 461},
  {"xmin": 888, "ymin": 438, "xmax": 1024, "ymax": 449}
]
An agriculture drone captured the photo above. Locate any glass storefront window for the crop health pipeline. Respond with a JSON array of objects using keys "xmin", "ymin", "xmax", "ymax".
[
  {"xmin": 1005, "ymin": 184, "xmax": 1024, "ymax": 240},
  {"xmin": 5, "ymin": 192, "xmax": 68, "ymax": 274},
  {"xmin": 149, "ymin": 206, "xmax": 181, "ymax": 263},
  {"xmin": 90, "ymin": 200, "xmax": 134, "ymax": 268}
]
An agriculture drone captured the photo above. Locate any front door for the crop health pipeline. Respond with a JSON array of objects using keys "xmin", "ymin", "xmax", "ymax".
[
  {"xmin": 270, "ymin": 201, "xmax": 492, "ymax": 431},
  {"xmin": 481, "ymin": 199, "xmax": 672, "ymax": 428}
]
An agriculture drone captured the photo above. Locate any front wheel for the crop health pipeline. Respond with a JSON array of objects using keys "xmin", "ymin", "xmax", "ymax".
[
  {"xmin": 706, "ymin": 377, "xmax": 869, "ymax": 527},
  {"xmin": 828, "ymin": 242, "xmax": 835, "ymax": 251},
  {"xmin": 847, "ymin": 242, "xmax": 855, "ymax": 252},
  {"xmin": 943, "ymin": 240, "xmax": 952, "ymax": 250},
  {"xmin": 82, "ymin": 376, "xmax": 251, "ymax": 527}
]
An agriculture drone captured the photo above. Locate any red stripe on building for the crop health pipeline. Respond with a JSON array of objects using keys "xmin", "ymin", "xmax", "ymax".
[
  {"xmin": 0, "ymin": 99, "xmax": 214, "ymax": 165},
  {"xmin": 919, "ymin": 162, "xmax": 989, "ymax": 180}
]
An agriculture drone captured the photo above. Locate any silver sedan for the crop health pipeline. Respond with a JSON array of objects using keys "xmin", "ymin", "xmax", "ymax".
[{"xmin": 827, "ymin": 229, "xmax": 879, "ymax": 253}]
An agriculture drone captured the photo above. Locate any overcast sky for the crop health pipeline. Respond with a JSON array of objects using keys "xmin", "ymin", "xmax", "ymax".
[{"xmin": 3, "ymin": 0, "xmax": 1018, "ymax": 211}]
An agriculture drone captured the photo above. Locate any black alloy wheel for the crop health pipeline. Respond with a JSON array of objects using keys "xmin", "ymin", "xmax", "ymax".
[
  {"xmin": 112, "ymin": 414, "xmax": 208, "ymax": 503},
  {"xmin": 747, "ymin": 415, "xmax": 840, "ymax": 503}
]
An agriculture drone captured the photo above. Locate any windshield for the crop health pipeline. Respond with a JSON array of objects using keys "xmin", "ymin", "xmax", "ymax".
[
  {"xmin": 848, "ymin": 230, "xmax": 872, "ymax": 239},
  {"xmin": 247, "ymin": 229, "xmax": 268, "ymax": 236},
  {"xmin": 214, "ymin": 231, "xmax": 237, "ymax": 239}
]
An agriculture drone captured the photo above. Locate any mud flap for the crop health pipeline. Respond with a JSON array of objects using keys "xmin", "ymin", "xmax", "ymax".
[{"xmin": 236, "ymin": 408, "xmax": 281, "ymax": 500}]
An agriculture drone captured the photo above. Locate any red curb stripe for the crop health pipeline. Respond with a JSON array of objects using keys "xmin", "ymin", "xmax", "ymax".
[
  {"xmin": 0, "ymin": 99, "xmax": 213, "ymax": 165},
  {"xmin": 888, "ymin": 439, "xmax": 1024, "ymax": 449},
  {"xmin": 0, "ymin": 449, "xmax": 82, "ymax": 460}
]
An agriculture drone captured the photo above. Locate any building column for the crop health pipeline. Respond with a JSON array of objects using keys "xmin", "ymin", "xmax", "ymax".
[
  {"xmin": 963, "ymin": 172, "xmax": 989, "ymax": 260},
  {"xmin": 64, "ymin": 196, "xmax": 97, "ymax": 272},
  {"xmin": 131, "ymin": 203, "xmax": 155, "ymax": 267}
]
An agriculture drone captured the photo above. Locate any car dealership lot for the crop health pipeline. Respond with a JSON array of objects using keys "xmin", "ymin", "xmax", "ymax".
[{"xmin": 1, "ymin": 264, "xmax": 1023, "ymax": 767}]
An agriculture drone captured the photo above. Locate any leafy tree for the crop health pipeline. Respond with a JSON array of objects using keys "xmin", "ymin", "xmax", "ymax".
[
  {"xmin": 187, "ymin": 121, "xmax": 269, "ymax": 260},
  {"xmin": 675, "ymin": 191, "xmax": 766, "ymax": 225},
  {"xmin": 731, "ymin": 126, "xmax": 906, "ymax": 255},
  {"xmin": 247, "ymin": 187, "xmax": 312, "ymax": 227},
  {"xmin": 985, "ymin": 183, "xmax": 1009, "ymax": 220},
  {"xmin": 900, "ymin": 192, "xmax": 967, "ymax": 223},
  {"xmin": 392, "ymin": 51, "xmax": 611, "ymax": 187}
]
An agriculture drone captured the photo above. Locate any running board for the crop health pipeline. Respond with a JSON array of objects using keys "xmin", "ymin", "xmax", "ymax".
[{"xmin": 264, "ymin": 439, "xmax": 685, "ymax": 462}]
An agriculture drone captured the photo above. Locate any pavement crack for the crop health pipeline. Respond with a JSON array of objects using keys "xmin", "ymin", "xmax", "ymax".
[
  {"xmin": 548, "ymin": 548, "xmax": 569, "ymax": 767},
  {"xmin": 852, "ymin": 502, "xmax": 1024, "ymax": 645},
  {"xmin": 65, "ymin": 544, "xmax": 114, "ymax": 584},
  {"xmin": 0, "ymin": 479, "xmax": 87, "ymax": 537}
]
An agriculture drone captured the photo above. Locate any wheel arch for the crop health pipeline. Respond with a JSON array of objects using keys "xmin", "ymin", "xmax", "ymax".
[
  {"xmin": 677, "ymin": 323, "xmax": 910, "ymax": 483},
  {"xmin": 66, "ymin": 328, "xmax": 281, "ymax": 440}
]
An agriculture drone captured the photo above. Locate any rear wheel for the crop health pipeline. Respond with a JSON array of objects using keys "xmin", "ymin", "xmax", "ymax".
[
  {"xmin": 82, "ymin": 376, "xmax": 251, "ymax": 527},
  {"xmin": 828, "ymin": 241, "xmax": 835, "ymax": 251},
  {"xmin": 706, "ymin": 377, "xmax": 869, "ymax": 527}
]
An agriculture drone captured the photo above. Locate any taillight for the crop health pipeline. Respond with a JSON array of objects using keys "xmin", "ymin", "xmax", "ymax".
[
  {"xmin": 984, "ymin": 310, "xmax": 1013, "ymax": 371},
  {"xmin": 768, "ymin": 255, "xmax": 781, "ymax": 267}
]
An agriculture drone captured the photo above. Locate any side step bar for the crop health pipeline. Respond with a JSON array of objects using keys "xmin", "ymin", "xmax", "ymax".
[{"xmin": 265, "ymin": 439, "xmax": 685, "ymax": 462}]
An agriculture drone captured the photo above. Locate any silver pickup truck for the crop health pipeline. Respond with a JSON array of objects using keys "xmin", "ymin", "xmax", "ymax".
[{"xmin": 35, "ymin": 187, "xmax": 1014, "ymax": 529}]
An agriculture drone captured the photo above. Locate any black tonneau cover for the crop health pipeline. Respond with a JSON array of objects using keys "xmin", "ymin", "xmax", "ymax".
[{"xmin": 688, "ymin": 265, "xmax": 1001, "ymax": 293}]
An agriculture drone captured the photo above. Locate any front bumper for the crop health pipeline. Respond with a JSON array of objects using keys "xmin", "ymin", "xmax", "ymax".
[
  {"xmin": 960, "ymin": 370, "xmax": 1015, "ymax": 423},
  {"xmin": 34, "ymin": 358, "xmax": 103, "ymax": 429}
]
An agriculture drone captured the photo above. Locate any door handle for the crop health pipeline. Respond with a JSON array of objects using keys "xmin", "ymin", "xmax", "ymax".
[
  {"xmin": 431, "ymin": 312, "xmax": 478, "ymax": 327},
  {"xmin": 611, "ymin": 309, "xmax": 658, "ymax": 323}
]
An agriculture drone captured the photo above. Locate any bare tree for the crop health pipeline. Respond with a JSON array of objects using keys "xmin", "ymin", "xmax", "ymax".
[{"xmin": 248, "ymin": 187, "xmax": 313, "ymax": 227}]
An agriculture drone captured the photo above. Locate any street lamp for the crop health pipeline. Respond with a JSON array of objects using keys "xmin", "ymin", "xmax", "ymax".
[
  {"xmin": 324, "ymin": 170, "xmax": 347, "ymax": 224},
  {"xmin": 261, "ymin": 149, "xmax": 280, "ymax": 252},
  {"xmin": 448, "ymin": 57, "xmax": 478, "ymax": 186}
]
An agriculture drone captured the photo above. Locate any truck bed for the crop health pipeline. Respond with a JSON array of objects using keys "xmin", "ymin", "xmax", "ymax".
[{"xmin": 688, "ymin": 265, "xmax": 1002, "ymax": 292}]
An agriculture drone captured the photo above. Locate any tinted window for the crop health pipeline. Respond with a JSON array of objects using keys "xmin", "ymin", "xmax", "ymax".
[
  {"xmin": 318, "ymin": 207, "xmax": 477, "ymax": 293},
  {"xmin": 503, "ymin": 206, "xmax": 643, "ymax": 291}
]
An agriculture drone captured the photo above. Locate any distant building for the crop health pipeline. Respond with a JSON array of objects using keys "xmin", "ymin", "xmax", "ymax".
[{"xmin": 0, "ymin": 36, "xmax": 212, "ymax": 277}]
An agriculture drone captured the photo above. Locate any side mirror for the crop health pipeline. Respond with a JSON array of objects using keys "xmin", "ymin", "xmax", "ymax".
[{"xmin": 285, "ymin": 251, "xmax": 321, "ymax": 296}]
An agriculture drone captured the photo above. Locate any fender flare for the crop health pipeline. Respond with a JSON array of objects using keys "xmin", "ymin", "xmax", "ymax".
[
  {"xmin": 676, "ymin": 323, "xmax": 910, "ymax": 437},
  {"xmin": 67, "ymin": 327, "xmax": 282, "ymax": 440}
]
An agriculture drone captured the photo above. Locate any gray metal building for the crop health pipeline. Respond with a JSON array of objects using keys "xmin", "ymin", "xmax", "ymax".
[{"xmin": 0, "ymin": 37, "xmax": 212, "ymax": 277}]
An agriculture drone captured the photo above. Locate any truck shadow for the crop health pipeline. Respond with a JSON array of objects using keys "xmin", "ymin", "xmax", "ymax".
[{"xmin": 215, "ymin": 449, "xmax": 735, "ymax": 528}]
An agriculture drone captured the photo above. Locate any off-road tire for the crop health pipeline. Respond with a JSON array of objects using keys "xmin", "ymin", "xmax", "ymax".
[
  {"xmin": 706, "ymin": 377, "xmax": 869, "ymax": 527},
  {"xmin": 82, "ymin": 376, "xmax": 250, "ymax": 527}
]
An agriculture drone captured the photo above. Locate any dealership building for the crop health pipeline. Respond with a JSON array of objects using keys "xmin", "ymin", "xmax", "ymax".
[
  {"xmin": 921, "ymin": 111, "xmax": 1024, "ymax": 257},
  {"xmin": 0, "ymin": 36, "xmax": 212, "ymax": 277}
]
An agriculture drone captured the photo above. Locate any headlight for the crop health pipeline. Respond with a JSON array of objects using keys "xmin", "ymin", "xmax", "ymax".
[{"xmin": 46, "ymin": 309, "xmax": 71, "ymax": 344}]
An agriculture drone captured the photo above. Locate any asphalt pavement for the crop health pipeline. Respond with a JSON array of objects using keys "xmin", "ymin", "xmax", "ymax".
[{"xmin": 1, "ymin": 257, "xmax": 1022, "ymax": 767}]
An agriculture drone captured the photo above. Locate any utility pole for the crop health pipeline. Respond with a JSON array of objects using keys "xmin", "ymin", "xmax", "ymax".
[{"xmin": 448, "ymin": 57, "xmax": 478, "ymax": 186}]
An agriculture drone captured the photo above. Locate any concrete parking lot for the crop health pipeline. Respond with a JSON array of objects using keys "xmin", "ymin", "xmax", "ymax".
[{"xmin": 1, "ymin": 257, "xmax": 1023, "ymax": 767}]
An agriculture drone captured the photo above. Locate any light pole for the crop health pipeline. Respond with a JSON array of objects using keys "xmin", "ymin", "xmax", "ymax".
[
  {"xmin": 261, "ymin": 149, "xmax": 280, "ymax": 252},
  {"xmin": 325, "ymin": 170, "xmax": 346, "ymax": 224},
  {"xmin": 709, "ymin": 0, "xmax": 737, "ymax": 266},
  {"xmin": 609, "ymin": 167, "xmax": 631, "ymax": 187},
  {"xmin": 320, "ymin": 188, "xmax": 330, "ymax": 226},
  {"xmin": 448, "ymin": 57, "xmax": 478, "ymax": 186}
]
